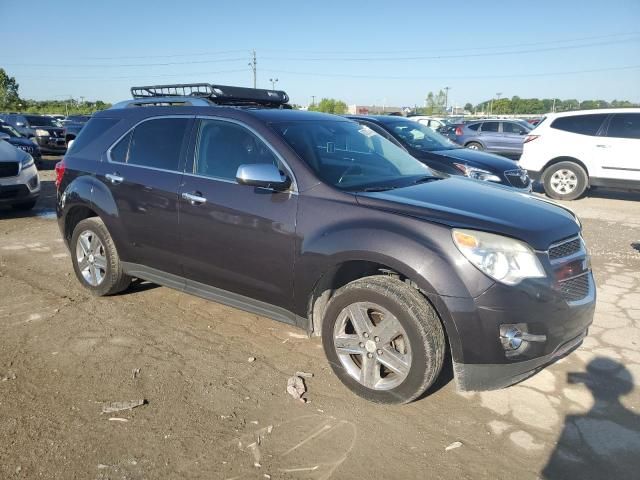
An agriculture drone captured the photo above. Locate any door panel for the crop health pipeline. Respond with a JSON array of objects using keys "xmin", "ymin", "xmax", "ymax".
[
  {"xmin": 178, "ymin": 118, "xmax": 298, "ymax": 310},
  {"xmin": 596, "ymin": 113, "xmax": 640, "ymax": 181},
  {"xmin": 500, "ymin": 122, "xmax": 528, "ymax": 155},
  {"xmin": 478, "ymin": 122, "xmax": 502, "ymax": 152},
  {"xmin": 98, "ymin": 117, "xmax": 192, "ymax": 274}
]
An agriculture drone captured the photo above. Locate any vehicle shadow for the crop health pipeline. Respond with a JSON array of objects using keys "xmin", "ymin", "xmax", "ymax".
[
  {"xmin": 541, "ymin": 358, "xmax": 640, "ymax": 479},
  {"xmin": 120, "ymin": 278, "xmax": 161, "ymax": 295}
]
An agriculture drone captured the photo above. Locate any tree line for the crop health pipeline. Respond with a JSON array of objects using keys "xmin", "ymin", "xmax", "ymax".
[{"xmin": 1, "ymin": 68, "xmax": 111, "ymax": 115}]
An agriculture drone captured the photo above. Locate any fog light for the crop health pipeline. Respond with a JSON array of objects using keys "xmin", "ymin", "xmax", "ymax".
[
  {"xmin": 500, "ymin": 324, "xmax": 547, "ymax": 357},
  {"xmin": 502, "ymin": 327, "xmax": 524, "ymax": 350}
]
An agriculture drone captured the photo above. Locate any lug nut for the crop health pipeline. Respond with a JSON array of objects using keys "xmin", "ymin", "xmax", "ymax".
[
  {"xmin": 377, "ymin": 349, "xmax": 383, "ymax": 355},
  {"xmin": 367, "ymin": 352, "xmax": 373, "ymax": 359},
  {"xmin": 359, "ymin": 342, "xmax": 364, "ymax": 348},
  {"xmin": 374, "ymin": 336, "xmax": 380, "ymax": 342},
  {"xmin": 363, "ymin": 332, "xmax": 369, "ymax": 338}
]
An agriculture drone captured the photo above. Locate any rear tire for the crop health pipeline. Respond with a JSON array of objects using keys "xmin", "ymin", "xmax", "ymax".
[
  {"xmin": 543, "ymin": 161, "xmax": 588, "ymax": 201},
  {"xmin": 70, "ymin": 217, "xmax": 131, "ymax": 296},
  {"xmin": 321, "ymin": 275, "xmax": 445, "ymax": 404},
  {"xmin": 11, "ymin": 200, "xmax": 37, "ymax": 211},
  {"xmin": 466, "ymin": 142, "xmax": 483, "ymax": 151}
]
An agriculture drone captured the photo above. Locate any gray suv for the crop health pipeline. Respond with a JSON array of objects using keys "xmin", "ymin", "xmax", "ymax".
[
  {"xmin": 55, "ymin": 83, "xmax": 595, "ymax": 404},
  {"xmin": 450, "ymin": 119, "xmax": 532, "ymax": 157}
]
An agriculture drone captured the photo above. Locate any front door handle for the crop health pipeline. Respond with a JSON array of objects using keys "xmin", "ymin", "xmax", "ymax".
[
  {"xmin": 181, "ymin": 192, "xmax": 207, "ymax": 205},
  {"xmin": 105, "ymin": 173, "xmax": 124, "ymax": 185}
]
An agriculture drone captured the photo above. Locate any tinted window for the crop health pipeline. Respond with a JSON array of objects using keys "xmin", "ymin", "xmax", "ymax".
[
  {"xmin": 551, "ymin": 114, "xmax": 608, "ymax": 136},
  {"xmin": 606, "ymin": 113, "xmax": 640, "ymax": 139},
  {"xmin": 69, "ymin": 118, "xmax": 119, "ymax": 153},
  {"xmin": 194, "ymin": 120, "xmax": 278, "ymax": 180},
  {"xmin": 110, "ymin": 131, "xmax": 132, "ymax": 163},
  {"xmin": 25, "ymin": 115, "xmax": 58, "ymax": 127},
  {"xmin": 127, "ymin": 118, "xmax": 189, "ymax": 171},
  {"xmin": 480, "ymin": 122, "xmax": 499, "ymax": 132},
  {"xmin": 467, "ymin": 123, "xmax": 480, "ymax": 131},
  {"xmin": 378, "ymin": 118, "xmax": 458, "ymax": 151},
  {"xmin": 502, "ymin": 122, "xmax": 529, "ymax": 134}
]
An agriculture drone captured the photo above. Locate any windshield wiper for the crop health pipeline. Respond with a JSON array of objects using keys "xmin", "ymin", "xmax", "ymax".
[
  {"xmin": 412, "ymin": 176, "xmax": 441, "ymax": 185},
  {"xmin": 361, "ymin": 185, "xmax": 397, "ymax": 192}
]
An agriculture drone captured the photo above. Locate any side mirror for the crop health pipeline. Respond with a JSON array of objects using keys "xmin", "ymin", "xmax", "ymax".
[
  {"xmin": 236, "ymin": 163, "xmax": 291, "ymax": 191},
  {"xmin": 0, "ymin": 132, "xmax": 10, "ymax": 140}
]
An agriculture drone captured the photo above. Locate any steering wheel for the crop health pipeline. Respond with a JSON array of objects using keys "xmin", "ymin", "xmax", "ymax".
[{"xmin": 337, "ymin": 164, "xmax": 362, "ymax": 184}]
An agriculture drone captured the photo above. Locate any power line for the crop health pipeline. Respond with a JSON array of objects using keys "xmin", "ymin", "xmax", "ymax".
[
  {"xmin": 2, "ymin": 57, "xmax": 248, "ymax": 68},
  {"xmin": 14, "ymin": 68, "xmax": 249, "ymax": 81},
  {"xmin": 260, "ymin": 64, "xmax": 640, "ymax": 80}
]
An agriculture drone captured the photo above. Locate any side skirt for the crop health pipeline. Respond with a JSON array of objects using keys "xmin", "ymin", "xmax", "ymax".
[{"xmin": 121, "ymin": 262, "xmax": 308, "ymax": 330}]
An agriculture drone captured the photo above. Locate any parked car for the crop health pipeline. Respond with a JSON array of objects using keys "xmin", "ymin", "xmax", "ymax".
[
  {"xmin": 0, "ymin": 140, "xmax": 40, "ymax": 210},
  {"xmin": 56, "ymin": 83, "xmax": 594, "ymax": 404},
  {"xmin": 0, "ymin": 114, "xmax": 66, "ymax": 155},
  {"xmin": 519, "ymin": 109, "xmax": 640, "ymax": 200},
  {"xmin": 0, "ymin": 120, "xmax": 43, "ymax": 166},
  {"xmin": 62, "ymin": 115, "xmax": 92, "ymax": 126},
  {"xmin": 407, "ymin": 116, "xmax": 446, "ymax": 131},
  {"xmin": 347, "ymin": 115, "xmax": 531, "ymax": 190},
  {"xmin": 451, "ymin": 119, "xmax": 532, "ymax": 157}
]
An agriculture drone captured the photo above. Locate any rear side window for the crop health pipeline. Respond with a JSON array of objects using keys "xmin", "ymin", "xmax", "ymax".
[
  {"xmin": 606, "ymin": 113, "xmax": 640, "ymax": 139},
  {"xmin": 502, "ymin": 122, "xmax": 527, "ymax": 134},
  {"xmin": 480, "ymin": 122, "xmax": 499, "ymax": 132},
  {"xmin": 114, "ymin": 118, "xmax": 190, "ymax": 171},
  {"xmin": 551, "ymin": 114, "xmax": 608, "ymax": 136},
  {"xmin": 68, "ymin": 118, "xmax": 119, "ymax": 153},
  {"xmin": 467, "ymin": 123, "xmax": 480, "ymax": 131}
]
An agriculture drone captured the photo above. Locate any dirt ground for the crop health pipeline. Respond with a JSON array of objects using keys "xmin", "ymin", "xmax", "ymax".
[{"xmin": 1, "ymin": 162, "xmax": 640, "ymax": 479}]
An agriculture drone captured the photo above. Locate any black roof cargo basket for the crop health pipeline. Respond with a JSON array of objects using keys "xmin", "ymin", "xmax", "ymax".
[{"xmin": 130, "ymin": 83, "xmax": 290, "ymax": 107}]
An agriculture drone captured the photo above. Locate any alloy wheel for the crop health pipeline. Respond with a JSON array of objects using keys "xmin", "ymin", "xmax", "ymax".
[
  {"xmin": 76, "ymin": 230, "xmax": 107, "ymax": 286},
  {"xmin": 550, "ymin": 169, "xmax": 578, "ymax": 195},
  {"xmin": 333, "ymin": 302, "xmax": 412, "ymax": 390}
]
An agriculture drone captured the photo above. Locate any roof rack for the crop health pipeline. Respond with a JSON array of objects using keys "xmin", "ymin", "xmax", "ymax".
[{"xmin": 130, "ymin": 83, "xmax": 290, "ymax": 107}]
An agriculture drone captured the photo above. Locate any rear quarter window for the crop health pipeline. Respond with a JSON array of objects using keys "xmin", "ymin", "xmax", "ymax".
[
  {"xmin": 68, "ymin": 118, "xmax": 120, "ymax": 153},
  {"xmin": 550, "ymin": 114, "xmax": 608, "ymax": 136},
  {"xmin": 467, "ymin": 123, "xmax": 480, "ymax": 131}
]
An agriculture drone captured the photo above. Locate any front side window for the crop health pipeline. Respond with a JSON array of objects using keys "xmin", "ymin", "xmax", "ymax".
[
  {"xmin": 112, "ymin": 118, "xmax": 189, "ymax": 171},
  {"xmin": 502, "ymin": 122, "xmax": 529, "ymax": 134},
  {"xmin": 551, "ymin": 114, "xmax": 608, "ymax": 136},
  {"xmin": 271, "ymin": 120, "xmax": 434, "ymax": 191},
  {"xmin": 194, "ymin": 120, "xmax": 278, "ymax": 180},
  {"xmin": 606, "ymin": 113, "xmax": 640, "ymax": 139}
]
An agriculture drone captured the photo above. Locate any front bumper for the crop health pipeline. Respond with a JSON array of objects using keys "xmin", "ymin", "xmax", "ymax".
[
  {"xmin": 33, "ymin": 135, "xmax": 66, "ymax": 154},
  {"xmin": 438, "ymin": 271, "xmax": 595, "ymax": 391},
  {"xmin": 0, "ymin": 165, "xmax": 41, "ymax": 205}
]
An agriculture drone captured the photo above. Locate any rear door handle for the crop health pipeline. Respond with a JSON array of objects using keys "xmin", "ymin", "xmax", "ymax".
[
  {"xmin": 105, "ymin": 173, "xmax": 124, "ymax": 185},
  {"xmin": 181, "ymin": 192, "xmax": 207, "ymax": 205}
]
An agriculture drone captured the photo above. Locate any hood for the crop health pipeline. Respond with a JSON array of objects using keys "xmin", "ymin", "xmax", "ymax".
[
  {"xmin": 355, "ymin": 176, "xmax": 579, "ymax": 250},
  {"xmin": 416, "ymin": 147, "xmax": 518, "ymax": 171},
  {"xmin": 0, "ymin": 140, "xmax": 29, "ymax": 162}
]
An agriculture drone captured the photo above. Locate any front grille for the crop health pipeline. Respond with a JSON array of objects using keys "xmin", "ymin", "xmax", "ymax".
[
  {"xmin": 549, "ymin": 237, "xmax": 582, "ymax": 260},
  {"xmin": 558, "ymin": 274, "xmax": 590, "ymax": 302},
  {"xmin": 0, "ymin": 185, "xmax": 29, "ymax": 199},
  {"xmin": 504, "ymin": 169, "xmax": 530, "ymax": 188},
  {"xmin": 0, "ymin": 162, "xmax": 20, "ymax": 178}
]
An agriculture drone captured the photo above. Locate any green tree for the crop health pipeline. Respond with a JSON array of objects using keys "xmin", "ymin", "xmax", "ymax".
[
  {"xmin": 463, "ymin": 103, "xmax": 473, "ymax": 113},
  {"xmin": 0, "ymin": 68, "xmax": 20, "ymax": 109},
  {"xmin": 308, "ymin": 98, "xmax": 347, "ymax": 114}
]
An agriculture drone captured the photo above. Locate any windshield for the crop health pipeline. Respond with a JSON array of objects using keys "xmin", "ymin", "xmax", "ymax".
[
  {"xmin": 25, "ymin": 115, "xmax": 58, "ymax": 127},
  {"xmin": 0, "ymin": 123, "xmax": 21, "ymax": 137},
  {"xmin": 271, "ymin": 120, "xmax": 435, "ymax": 191},
  {"xmin": 380, "ymin": 119, "xmax": 460, "ymax": 151}
]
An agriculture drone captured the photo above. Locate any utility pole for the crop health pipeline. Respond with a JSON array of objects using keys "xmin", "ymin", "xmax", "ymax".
[
  {"xmin": 552, "ymin": 98, "xmax": 557, "ymax": 113},
  {"xmin": 444, "ymin": 86, "xmax": 450, "ymax": 116},
  {"xmin": 269, "ymin": 78, "xmax": 278, "ymax": 90},
  {"xmin": 248, "ymin": 50, "xmax": 257, "ymax": 88},
  {"xmin": 495, "ymin": 92, "xmax": 502, "ymax": 115},
  {"xmin": 311, "ymin": 95, "xmax": 316, "ymax": 106}
]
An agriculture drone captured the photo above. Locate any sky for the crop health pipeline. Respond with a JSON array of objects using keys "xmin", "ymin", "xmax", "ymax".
[{"xmin": 1, "ymin": 0, "xmax": 639, "ymax": 107}]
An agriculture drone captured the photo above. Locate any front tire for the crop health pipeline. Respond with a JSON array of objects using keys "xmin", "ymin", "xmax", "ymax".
[
  {"xmin": 322, "ymin": 276, "xmax": 445, "ymax": 404},
  {"xmin": 71, "ymin": 217, "xmax": 131, "ymax": 296},
  {"xmin": 543, "ymin": 161, "xmax": 588, "ymax": 200}
]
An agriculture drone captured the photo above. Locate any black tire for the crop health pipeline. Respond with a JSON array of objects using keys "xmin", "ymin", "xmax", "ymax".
[
  {"xmin": 465, "ymin": 141, "xmax": 483, "ymax": 151},
  {"xmin": 543, "ymin": 161, "xmax": 588, "ymax": 201},
  {"xmin": 322, "ymin": 275, "xmax": 445, "ymax": 404},
  {"xmin": 11, "ymin": 199, "xmax": 37, "ymax": 211},
  {"xmin": 70, "ymin": 217, "xmax": 131, "ymax": 296}
]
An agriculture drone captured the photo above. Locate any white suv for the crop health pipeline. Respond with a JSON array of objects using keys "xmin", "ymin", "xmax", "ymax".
[{"xmin": 519, "ymin": 108, "xmax": 640, "ymax": 200}]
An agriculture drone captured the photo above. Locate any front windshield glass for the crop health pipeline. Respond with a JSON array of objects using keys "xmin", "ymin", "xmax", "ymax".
[
  {"xmin": 25, "ymin": 115, "xmax": 58, "ymax": 127},
  {"xmin": 271, "ymin": 120, "xmax": 434, "ymax": 191},
  {"xmin": 380, "ymin": 119, "xmax": 460, "ymax": 151},
  {"xmin": 0, "ymin": 123, "xmax": 21, "ymax": 137}
]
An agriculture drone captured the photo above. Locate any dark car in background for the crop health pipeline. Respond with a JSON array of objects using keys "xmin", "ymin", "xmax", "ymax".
[
  {"xmin": 62, "ymin": 115, "xmax": 91, "ymax": 126},
  {"xmin": 449, "ymin": 119, "xmax": 532, "ymax": 158},
  {"xmin": 0, "ymin": 120, "xmax": 42, "ymax": 166},
  {"xmin": 0, "ymin": 113, "xmax": 66, "ymax": 155},
  {"xmin": 347, "ymin": 115, "xmax": 531, "ymax": 190}
]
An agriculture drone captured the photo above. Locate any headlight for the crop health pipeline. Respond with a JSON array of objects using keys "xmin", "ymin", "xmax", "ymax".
[
  {"xmin": 35, "ymin": 129, "xmax": 50, "ymax": 137},
  {"xmin": 452, "ymin": 229, "xmax": 546, "ymax": 285},
  {"xmin": 21, "ymin": 154, "xmax": 35, "ymax": 169},
  {"xmin": 453, "ymin": 163, "xmax": 501, "ymax": 182}
]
